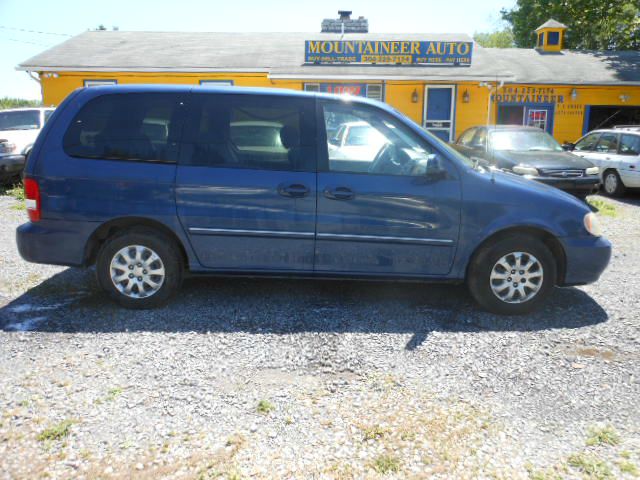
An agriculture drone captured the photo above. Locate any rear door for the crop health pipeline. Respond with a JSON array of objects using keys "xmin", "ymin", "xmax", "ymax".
[
  {"xmin": 316, "ymin": 100, "xmax": 461, "ymax": 276},
  {"xmin": 175, "ymin": 93, "xmax": 317, "ymax": 272}
]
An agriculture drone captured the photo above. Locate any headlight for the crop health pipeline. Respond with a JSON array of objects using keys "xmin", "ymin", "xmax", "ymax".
[
  {"xmin": 0, "ymin": 142, "xmax": 16, "ymax": 154},
  {"xmin": 585, "ymin": 166, "xmax": 599, "ymax": 176},
  {"xmin": 584, "ymin": 212, "xmax": 602, "ymax": 237},
  {"xmin": 512, "ymin": 165, "xmax": 539, "ymax": 176}
]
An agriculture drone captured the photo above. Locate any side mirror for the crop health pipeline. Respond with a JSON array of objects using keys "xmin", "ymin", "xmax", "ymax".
[
  {"xmin": 562, "ymin": 142, "xmax": 575, "ymax": 151},
  {"xmin": 425, "ymin": 154, "xmax": 447, "ymax": 180}
]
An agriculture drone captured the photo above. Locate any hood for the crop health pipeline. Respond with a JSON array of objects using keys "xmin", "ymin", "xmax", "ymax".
[
  {"xmin": 491, "ymin": 150, "xmax": 595, "ymax": 170},
  {"xmin": 0, "ymin": 129, "xmax": 39, "ymax": 153}
]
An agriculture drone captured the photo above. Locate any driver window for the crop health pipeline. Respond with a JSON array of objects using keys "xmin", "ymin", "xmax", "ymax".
[{"xmin": 322, "ymin": 102, "xmax": 433, "ymax": 176}]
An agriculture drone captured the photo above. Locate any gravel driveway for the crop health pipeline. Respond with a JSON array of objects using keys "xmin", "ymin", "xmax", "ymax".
[{"xmin": 1, "ymin": 191, "xmax": 639, "ymax": 479}]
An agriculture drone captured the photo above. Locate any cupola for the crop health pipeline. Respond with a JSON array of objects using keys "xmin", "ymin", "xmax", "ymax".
[{"xmin": 534, "ymin": 19, "xmax": 567, "ymax": 52}]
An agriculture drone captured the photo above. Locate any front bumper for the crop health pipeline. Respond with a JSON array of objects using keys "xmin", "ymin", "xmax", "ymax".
[
  {"xmin": 528, "ymin": 175, "xmax": 600, "ymax": 194},
  {"xmin": 0, "ymin": 154, "xmax": 26, "ymax": 180},
  {"xmin": 560, "ymin": 235, "xmax": 611, "ymax": 286}
]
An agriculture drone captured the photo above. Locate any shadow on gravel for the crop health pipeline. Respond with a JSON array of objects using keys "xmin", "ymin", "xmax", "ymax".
[{"xmin": 0, "ymin": 267, "xmax": 608, "ymax": 350}]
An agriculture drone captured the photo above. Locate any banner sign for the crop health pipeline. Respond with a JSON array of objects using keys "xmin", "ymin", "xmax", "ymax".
[{"xmin": 305, "ymin": 40, "xmax": 473, "ymax": 66}]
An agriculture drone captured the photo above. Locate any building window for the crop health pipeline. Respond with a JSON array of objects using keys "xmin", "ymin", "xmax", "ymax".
[
  {"xmin": 199, "ymin": 80, "xmax": 234, "ymax": 86},
  {"xmin": 537, "ymin": 32, "xmax": 544, "ymax": 47},
  {"xmin": 84, "ymin": 79, "xmax": 117, "ymax": 87},
  {"xmin": 547, "ymin": 31, "xmax": 560, "ymax": 46},
  {"xmin": 304, "ymin": 83, "xmax": 320, "ymax": 92},
  {"xmin": 366, "ymin": 84, "xmax": 383, "ymax": 101}
]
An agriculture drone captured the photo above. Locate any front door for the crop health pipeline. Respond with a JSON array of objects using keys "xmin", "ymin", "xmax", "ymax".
[
  {"xmin": 316, "ymin": 100, "xmax": 461, "ymax": 276},
  {"xmin": 175, "ymin": 93, "xmax": 317, "ymax": 272},
  {"xmin": 423, "ymin": 86, "xmax": 455, "ymax": 142}
]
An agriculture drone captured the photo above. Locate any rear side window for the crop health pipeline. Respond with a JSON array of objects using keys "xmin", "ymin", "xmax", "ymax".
[
  {"xmin": 181, "ymin": 94, "xmax": 316, "ymax": 172},
  {"xmin": 619, "ymin": 134, "xmax": 640, "ymax": 155},
  {"xmin": 457, "ymin": 128, "xmax": 476, "ymax": 146},
  {"xmin": 0, "ymin": 110, "xmax": 40, "ymax": 130},
  {"xmin": 595, "ymin": 133, "xmax": 618, "ymax": 153},
  {"xmin": 63, "ymin": 93, "xmax": 184, "ymax": 162}
]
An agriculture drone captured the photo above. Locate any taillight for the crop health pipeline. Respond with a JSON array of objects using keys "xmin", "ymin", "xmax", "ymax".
[{"xmin": 23, "ymin": 178, "xmax": 41, "ymax": 222}]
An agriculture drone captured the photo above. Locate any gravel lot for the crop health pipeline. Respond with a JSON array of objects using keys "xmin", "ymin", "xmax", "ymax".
[{"xmin": 1, "ymin": 190, "xmax": 639, "ymax": 479}]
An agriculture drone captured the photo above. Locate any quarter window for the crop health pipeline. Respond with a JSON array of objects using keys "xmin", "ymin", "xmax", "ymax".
[
  {"xmin": 619, "ymin": 134, "xmax": 640, "ymax": 155},
  {"xmin": 63, "ymin": 93, "xmax": 183, "ymax": 162},
  {"xmin": 181, "ymin": 94, "xmax": 316, "ymax": 172},
  {"xmin": 322, "ymin": 102, "xmax": 433, "ymax": 176},
  {"xmin": 574, "ymin": 132, "xmax": 601, "ymax": 151}
]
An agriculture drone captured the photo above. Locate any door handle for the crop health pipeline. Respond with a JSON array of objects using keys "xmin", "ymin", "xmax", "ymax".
[
  {"xmin": 278, "ymin": 183, "xmax": 309, "ymax": 198},
  {"xmin": 323, "ymin": 186, "xmax": 354, "ymax": 200}
]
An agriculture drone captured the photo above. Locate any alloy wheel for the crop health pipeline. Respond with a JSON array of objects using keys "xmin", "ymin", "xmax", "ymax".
[{"xmin": 489, "ymin": 251, "xmax": 544, "ymax": 304}]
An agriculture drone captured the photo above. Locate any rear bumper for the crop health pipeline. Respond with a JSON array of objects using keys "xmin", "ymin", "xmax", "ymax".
[
  {"xmin": 560, "ymin": 235, "xmax": 612, "ymax": 286},
  {"xmin": 16, "ymin": 220, "xmax": 97, "ymax": 267},
  {"xmin": 0, "ymin": 154, "xmax": 25, "ymax": 180},
  {"xmin": 532, "ymin": 175, "xmax": 600, "ymax": 194}
]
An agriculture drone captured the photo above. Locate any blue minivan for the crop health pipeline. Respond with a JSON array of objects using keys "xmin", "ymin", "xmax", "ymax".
[{"xmin": 17, "ymin": 85, "xmax": 611, "ymax": 314}]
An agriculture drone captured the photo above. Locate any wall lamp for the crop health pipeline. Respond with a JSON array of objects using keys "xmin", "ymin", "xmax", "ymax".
[
  {"xmin": 411, "ymin": 89, "xmax": 419, "ymax": 103},
  {"xmin": 462, "ymin": 90, "xmax": 470, "ymax": 103},
  {"xmin": 570, "ymin": 88, "xmax": 578, "ymax": 101}
]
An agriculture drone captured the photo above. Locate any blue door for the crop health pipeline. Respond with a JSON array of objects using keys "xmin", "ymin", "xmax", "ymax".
[
  {"xmin": 175, "ymin": 93, "xmax": 317, "ymax": 272},
  {"xmin": 316, "ymin": 101, "xmax": 461, "ymax": 276},
  {"xmin": 424, "ymin": 86, "xmax": 455, "ymax": 142}
]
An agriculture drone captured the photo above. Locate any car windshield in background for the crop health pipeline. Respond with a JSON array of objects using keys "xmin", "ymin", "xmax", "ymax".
[
  {"xmin": 0, "ymin": 110, "xmax": 41, "ymax": 131},
  {"xmin": 490, "ymin": 130, "xmax": 563, "ymax": 152},
  {"xmin": 345, "ymin": 125, "xmax": 385, "ymax": 146}
]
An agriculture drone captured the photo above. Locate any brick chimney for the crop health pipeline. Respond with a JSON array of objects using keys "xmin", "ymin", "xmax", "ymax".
[{"xmin": 321, "ymin": 11, "xmax": 368, "ymax": 33}]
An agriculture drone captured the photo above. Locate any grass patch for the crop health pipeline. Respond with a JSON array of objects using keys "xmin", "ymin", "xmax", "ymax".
[
  {"xmin": 568, "ymin": 453, "xmax": 613, "ymax": 480},
  {"xmin": 619, "ymin": 460, "xmax": 639, "ymax": 476},
  {"xmin": 3, "ymin": 182, "xmax": 24, "ymax": 201},
  {"xmin": 586, "ymin": 425, "xmax": 621, "ymax": 447},
  {"xmin": 371, "ymin": 454, "xmax": 401, "ymax": 474},
  {"xmin": 256, "ymin": 399, "xmax": 275, "ymax": 414},
  {"xmin": 362, "ymin": 424, "xmax": 389, "ymax": 441},
  {"xmin": 588, "ymin": 198, "xmax": 617, "ymax": 217},
  {"xmin": 105, "ymin": 387, "xmax": 123, "ymax": 402},
  {"xmin": 37, "ymin": 419, "xmax": 74, "ymax": 442}
]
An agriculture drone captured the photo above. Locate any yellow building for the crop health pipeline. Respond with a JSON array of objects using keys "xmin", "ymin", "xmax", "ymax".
[{"xmin": 17, "ymin": 16, "xmax": 640, "ymax": 144}]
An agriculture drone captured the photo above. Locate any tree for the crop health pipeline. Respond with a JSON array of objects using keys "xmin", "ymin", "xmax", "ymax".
[
  {"xmin": 473, "ymin": 29, "xmax": 515, "ymax": 48},
  {"xmin": 501, "ymin": 0, "xmax": 640, "ymax": 50},
  {"xmin": 0, "ymin": 97, "xmax": 42, "ymax": 110}
]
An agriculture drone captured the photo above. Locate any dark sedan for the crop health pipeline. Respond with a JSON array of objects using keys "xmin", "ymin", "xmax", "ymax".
[{"xmin": 453, "ymin": 125, "xmax": 600, "ymax": 198}]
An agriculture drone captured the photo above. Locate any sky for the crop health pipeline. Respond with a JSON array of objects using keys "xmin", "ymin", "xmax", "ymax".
[{"xmin": 0, "ymin": 0, "xmax": 515, "ymax": 100}]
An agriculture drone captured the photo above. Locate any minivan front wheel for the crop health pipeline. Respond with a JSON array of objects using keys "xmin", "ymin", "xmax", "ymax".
[
  {"xmin": 96, "ymin": 228, "xmax": 182, "ymax": 309},
  {"xmin": 468, "ymin": 235, "xmax": 556, "ymax": 315}
]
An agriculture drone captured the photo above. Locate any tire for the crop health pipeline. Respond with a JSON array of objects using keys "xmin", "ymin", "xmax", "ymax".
[
  {"xmin": 467, "ymin": 235, "xmax": 557, "ymax": 315},
  {"xmin": 96, "ymin": 228, "xmax": 183, "ymax": 309},
  {"xmin": 602, "ymin": 170, "xmax": 626, "ymax": 197}
]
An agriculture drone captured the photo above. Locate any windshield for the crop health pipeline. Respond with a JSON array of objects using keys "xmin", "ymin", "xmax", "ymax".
[
  {"xmin": 490, "ymin": 130, "xmax": 562, "ymax": 152},
  {"xmin": 0, "ymin": 110, "xmax": 41, "ymax": 131}
]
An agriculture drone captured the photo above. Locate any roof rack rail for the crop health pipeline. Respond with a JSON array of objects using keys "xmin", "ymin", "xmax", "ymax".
[{"xmin": 612, "ymin": 125, "xmax": 640, "ymax": 130}]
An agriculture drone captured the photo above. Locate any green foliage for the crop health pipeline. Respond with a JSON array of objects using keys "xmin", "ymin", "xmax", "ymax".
[
  {"xmin": 588, "ymin": 198, "xmax": 617, "ymax": 217},
  {"xmin": 567, "ymin": 453, "xmax": 613, "ymax": 480},
  {"xmin": 256, "ymin": 399, "xmax": 275, "ymax": 414},
  {"xmin": 474, "ymin": 29, "xmax": 516, "ymax": 48},
  {"xmin": 37, "ymin": 420, "xmax": 74, "ymax": 442},
  {"xmin": 586, "ymin": 425, "xmax": 621, "ymax": 446},
  {"xmin": 372, "ymin": 454, "xmax": 401, "ymax": 474},
  {"xmin": 501, "ymin": 0, "xmax": 640, "ymax": 50},
  {"xmin": 0, "ymin": 97, "xmax": 42, "ymax": 110}
]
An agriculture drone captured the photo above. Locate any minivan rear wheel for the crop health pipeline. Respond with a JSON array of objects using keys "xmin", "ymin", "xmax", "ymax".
[
  {"xmin": 96, "ymin": 228, "xmax": 182, "ymax": 309},
  {"xmin": 468, "ymin": 235, "xmax": 556, "ymax": 315}
]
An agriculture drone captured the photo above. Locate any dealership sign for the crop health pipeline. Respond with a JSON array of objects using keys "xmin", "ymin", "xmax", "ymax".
[{"xmin": 305, "ymin": 40, "xmax": 473, "ymax": 65}]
